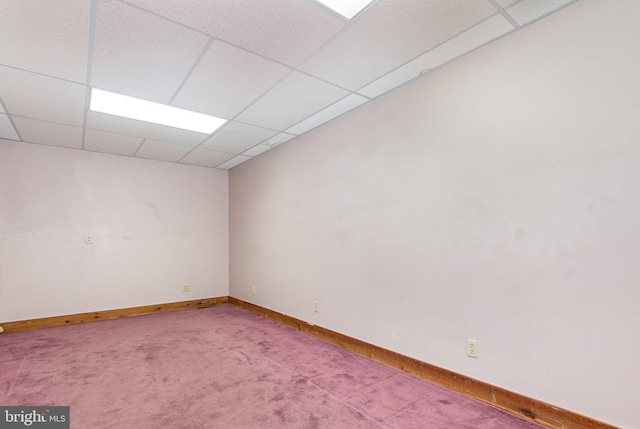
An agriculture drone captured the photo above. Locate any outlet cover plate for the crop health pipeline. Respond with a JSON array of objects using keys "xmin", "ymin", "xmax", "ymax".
[{"xmin": 466, "ymin": 339, "xmax": 478, "ymax": 358}]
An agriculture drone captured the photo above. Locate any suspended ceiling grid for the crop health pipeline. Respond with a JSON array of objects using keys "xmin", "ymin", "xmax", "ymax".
[{"xmin": 0, "ymin": 0, "xmax": 576, "ymax": 169}]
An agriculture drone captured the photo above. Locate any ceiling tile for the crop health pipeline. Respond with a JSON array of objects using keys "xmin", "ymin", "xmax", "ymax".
[
  {"xmin": 242, "ymin": 132, "xmax": 296, "ymax": 157},
  {"xmin": 0, "ymin": 66, "xmax": 86, "ymax": 126},
  {"xmin": 172, "ymin": 41, "xmax": 291, "ymax": 118},
  {"xmin": 91, "ymin": 0, "xmax": 209, "ymax": 103},
  {"xmin": 125, "ymin": 0, "xmax": 346, "ymax": 66},
  {"xmin": 0, "ymin": 0, "xmax": 90, "ymax": 82},
  {"xmin": 179, "ymin": 148, "xmax": 236, "ymax": 168},
  {"xmin": 300, "ymin": 0, "xmax": 496, "ymax": 90},
  {"xmin": 358, "ymin": 14, "xmax": 514, "ymax": 98},
  {"xmin": 495, "ymin": 0, "xmax": 523, "ymax": 7},
  {"xmin": 286, "ymin": 94, "xmax": 369, "ymax": 135},
  {"xmin": 200, "ymin": 121, "xmax": 278, "ymax": 153},
  {"xmin": 135, "ymin": 139, "xmax": 194, "ymax": 163},
  {"xmin": 84, "ymin": 128, "xmax": 143, "ymax": 156},
  {"xmin": 216, "ymin": 155, "xmax": 252, "ymax": 170},
  {"xmin": 0, "ymin": 0, "xmax": 579, "ymax": 170},
  {"xmin": 235, "ymin": 72, "xmax": 349, "ymax": 130},
  {"xmin": 506, "ymin": 0, "xmax": 575, "ymax": 26},
  {"xmin": 0, "ymin": 114, "xmax": 20, "ymax": 141},
  {"xmin": 242, "ymin": 145, "xmax": 270, "ymax": 157},
  {"xmin": 86, "ymin": 112, "xmax": 207, "ymax": 147},
  {"xmin": 12, "ymin": 117, "xmax": 82, "ymax": 149}
]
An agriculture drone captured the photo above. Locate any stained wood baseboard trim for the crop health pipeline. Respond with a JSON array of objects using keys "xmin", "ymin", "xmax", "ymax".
[
  {"xmin": 0, "ymin": 296, "xmax": 228, "ymax": 333},
  {"xmin": 228, "ymin": 297, "xmax": 618, "ymax": 429},
  {"xmin": 1, "ymin": 296, "xmax": 618, "ymax": 429}
]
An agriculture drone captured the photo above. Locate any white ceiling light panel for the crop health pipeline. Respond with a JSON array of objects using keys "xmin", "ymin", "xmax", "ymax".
[
  {"xmin": 316, "ymin": 0, "xmax": 376, "ymax": 19},
  {"xmin": 90, "ymin": 88, "xmax": 227, "ymax": 134}
]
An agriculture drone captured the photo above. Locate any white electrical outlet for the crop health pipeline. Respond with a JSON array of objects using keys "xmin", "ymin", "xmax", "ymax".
[
  {"xmin": 86, "ymin": 234, "xmax": 93, "ymax": 244},
  {"xmin": 466, "ymin": 339, "xmax": 478, "ymax": 358},
  {"xmin": 314, "ymin": 301, "xmax": 320, "ymax": 313},
  {"xmin": 182, "ymin": 283, "xmax": 190, "ymax": 292},
  {"xmin": 252, "ymin": 286, "xmax": 256, "ymax": 295}
]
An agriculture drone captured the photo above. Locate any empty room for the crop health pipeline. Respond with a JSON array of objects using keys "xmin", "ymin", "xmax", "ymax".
[{"xmin": 0, "ymin": 0, "xmax": 637, "ymax": 428}]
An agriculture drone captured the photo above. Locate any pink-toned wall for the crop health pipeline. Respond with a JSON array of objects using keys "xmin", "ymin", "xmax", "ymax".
[
  {"xmin": 0, "ymin": 141, "xmax": 228, "ymax": 322},
  {"xmin": 229, "ymin": 1, "xmax": 640, "ymax": 428}
]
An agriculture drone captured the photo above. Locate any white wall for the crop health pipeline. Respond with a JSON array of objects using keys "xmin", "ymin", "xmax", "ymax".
[
  {"xmin": 229, "ymin": 1, "xmax": 640, "ymax": 427},
  {"xmin": 0, "ymin": 140, "xmax": 229, "ymax": 322}
]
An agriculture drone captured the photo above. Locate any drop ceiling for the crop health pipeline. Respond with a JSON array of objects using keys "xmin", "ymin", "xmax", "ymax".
[{"xmin": 0, "ymin": 0, "xmax": 576, "ymax": 170}]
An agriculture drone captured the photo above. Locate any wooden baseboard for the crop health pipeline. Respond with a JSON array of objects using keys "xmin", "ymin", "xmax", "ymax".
[
  {"xmin": 1, "ymin": 296, "xmax": 618, "ymax": 429},
  {"xmin": 0, "ymin": 296, "xmax": 228, "ymax": 333},
  {"xmin": 228, "ymin": 297, "xmax": 618, "ymax": 429}
]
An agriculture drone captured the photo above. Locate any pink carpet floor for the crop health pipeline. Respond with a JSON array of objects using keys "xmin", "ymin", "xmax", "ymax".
[{"xmin": 0, "ymin": 304, "xmax": 545, "ymax": 428}]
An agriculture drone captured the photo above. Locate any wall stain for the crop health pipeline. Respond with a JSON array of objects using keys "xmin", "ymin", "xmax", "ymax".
[{"xmin": 144, "ymin": 202, "xmax": 162, "ymax": 221}]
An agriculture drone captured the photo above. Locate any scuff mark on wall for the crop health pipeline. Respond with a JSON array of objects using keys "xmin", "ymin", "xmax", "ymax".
[{"xmin": 144, "ymin": 202, "xmax": 162, "ymax": 221}]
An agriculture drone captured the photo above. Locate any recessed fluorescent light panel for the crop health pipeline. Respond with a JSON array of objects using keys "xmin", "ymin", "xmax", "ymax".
[
  {"xmin": 316, "ymin": 0, "xmax": 376, "ymax": 19},
  {"xmin": 90, "ymin": 88, "xmax": 226, "ymax": 134}
]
